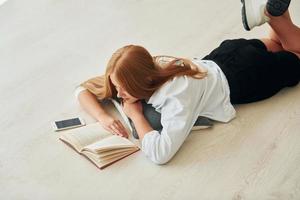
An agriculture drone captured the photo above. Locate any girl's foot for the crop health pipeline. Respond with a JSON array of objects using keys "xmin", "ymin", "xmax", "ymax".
[
  {"xmin": 266, "ymin": 0, "xmax": 291, "ymax": 16},
  {"xmin": 241, "ymin": 0, "xmax": 269, "ymax": 31},
  {"xmin": 241, "ymin": 0, "xmax": 291, "ymax": 30}
]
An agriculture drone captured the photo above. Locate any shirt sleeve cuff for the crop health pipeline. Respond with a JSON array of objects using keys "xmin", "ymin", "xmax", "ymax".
[
  {"xmin": 141, "ymin": 130, "xmax": 160, "ymax": 153},
  {"xmin": 74, "ymin": 86, "xmax": 87, "ymax": 99}
]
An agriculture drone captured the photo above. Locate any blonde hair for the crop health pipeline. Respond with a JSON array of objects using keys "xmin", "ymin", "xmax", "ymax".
[{"xmin": 80, "ymin": 45, "xmax": 207, "ymax": 100}]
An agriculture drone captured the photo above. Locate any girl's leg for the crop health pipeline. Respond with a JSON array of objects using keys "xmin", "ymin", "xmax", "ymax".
[
  {"xmin": 260, "ymin": 28, "xmax": 284, "ymax": 52},
  {"xmin": 265, "ymin": 10, "xmax": 300, "ymax": 58}
]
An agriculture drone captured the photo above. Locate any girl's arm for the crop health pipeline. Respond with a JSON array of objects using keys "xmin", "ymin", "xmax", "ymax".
[
  {"xmin": 121, "ymin": 101, "xmax": 153, "ymax": 140},
  {"xmin": 77, "ymin": 89, "xmax": 108, "ymax": 122},
  {"xmin": 76, "ymin": 88, "xmax": 129, "ymax": 137},
  {"xmin": 124, "ymin": 77, "xmax": 205, "ymax": 164},
  {"xmin": 130, "ymin": 114, "xmax": 153, "ymax": 140}
]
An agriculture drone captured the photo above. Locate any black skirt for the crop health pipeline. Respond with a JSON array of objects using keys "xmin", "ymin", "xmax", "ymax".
[{"xmin": 203, "ymin": 39, "xmax": 300, "ymax": 104}]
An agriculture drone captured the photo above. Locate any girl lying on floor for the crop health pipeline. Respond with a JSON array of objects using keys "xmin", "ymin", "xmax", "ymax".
[{"xmin": 75, "ymin": 0, "xmax": 299, "ymax": 164}]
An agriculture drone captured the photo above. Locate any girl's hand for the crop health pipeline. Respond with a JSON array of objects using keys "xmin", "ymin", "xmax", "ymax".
[
  {"xmin": 122, "ymin": 100, "xmax": 143, "ymax": 120},
  {"xmin": 98, "ymin": 114, "xmax": 129, "ymax": 138}
]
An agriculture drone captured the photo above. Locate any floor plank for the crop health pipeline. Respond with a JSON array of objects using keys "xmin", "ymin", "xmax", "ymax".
[{"xmin": 0, "ymin": 0, "xmax": 299, "ymax": 199}]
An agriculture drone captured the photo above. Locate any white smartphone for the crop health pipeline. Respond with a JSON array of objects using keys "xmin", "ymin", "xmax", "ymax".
[{"xmin": 52, "ymin": 117, "xmax": 85, "ymax": 131}]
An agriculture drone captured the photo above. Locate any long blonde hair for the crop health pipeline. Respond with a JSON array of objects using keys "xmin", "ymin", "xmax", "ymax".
[{"xmin": 80, "ymin": 45, "xmax": 207, "ymax": 100}]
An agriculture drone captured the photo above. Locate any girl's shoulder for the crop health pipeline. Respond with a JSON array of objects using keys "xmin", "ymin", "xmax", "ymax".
[{"xmin": 153, "ymin": 55, "xmax": 184, "ymax": 68}]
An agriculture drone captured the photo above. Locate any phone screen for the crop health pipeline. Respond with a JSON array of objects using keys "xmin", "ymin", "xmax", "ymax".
[{"xmin": 55, "ymin": 118, "xmax": 81, "ymax": 129}]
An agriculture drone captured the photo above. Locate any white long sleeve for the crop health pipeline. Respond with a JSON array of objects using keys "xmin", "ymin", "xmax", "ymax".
[
  {"xmin": 141, "ymin": 59, "xmax": 236, "ymax": 164},
  {"xmin": 74, "ymin": 86, "xmax": 87, "ymax": 100}
]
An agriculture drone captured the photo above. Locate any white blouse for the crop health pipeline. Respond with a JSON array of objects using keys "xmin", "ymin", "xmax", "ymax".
[
  {"xmin": 141, "ymin": 59, "xmax": 235, "ymax": 164},
  {"xmin": 74, "ymin": 59, "xmax": 236, "ymax": 164}
]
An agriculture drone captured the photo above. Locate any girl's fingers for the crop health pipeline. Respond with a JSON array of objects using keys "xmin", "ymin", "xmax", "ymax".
[
  {"xmin": 110, "ymin": 123, "xmax": 123, "ymax": 136},
  {"xmin": 104, "ymin": 126, "xmax": 118, "ymax": 136},
  {"xmin": 102, "ymin": 121, "xmax": 127, "ymax": 137},
  {"xmin": 111, "ymin": 121, "xmax": 127, "ymax": 137},
  {"xmin": 115, "ymin": 121, "xmax": 128, "ymax": 137},
  {"xmin": 100, "ymin": 123, "xmax": 119, "ymax": 136},
  {"xmin": 112, "ymin": 122, "xmax": 128, "ymax": 137}
]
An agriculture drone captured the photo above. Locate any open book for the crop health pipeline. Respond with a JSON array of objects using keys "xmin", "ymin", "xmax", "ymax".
[
  {"xmin": 61, "ymin": 90, "xmax": 213, "ymax": 169},
  {"xmin": 60, "ymin": 122, "xmax": 140, "ymax": 170}
]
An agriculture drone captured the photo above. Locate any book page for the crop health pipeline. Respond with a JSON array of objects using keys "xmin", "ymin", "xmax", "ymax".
[
  {"xmin": 83, "ymin": 135, "xmax": 139, "ymax": 153},
  {"xmin": 83, "ymin": 147, "xmax": 134, "ymax": 159},
  {"xmin": 82, "ymin": 148, "xmax": 139, "ymax": 169},
  {"xmin": 83, "ymin": 149, "xmax": 135, "ymax": 161},
  {"xmin": 99, "ymin": 149, "xmax": 135, "ymax": 159},
  {"xmin": 99, "ymin": 150, "xmax": 135, "ymax": 162},
  {"xmin": 82, "ymin": 149, "xmax": 134, "ymax": 164},
  {"xmin": 59, "ymin": 122, "xmax": 111, "ymax": 152}
]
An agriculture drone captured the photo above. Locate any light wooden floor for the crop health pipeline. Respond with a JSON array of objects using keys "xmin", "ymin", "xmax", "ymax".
[{"xmin": 1, "ymin": 0, "xmax": 300, "ymax": 199}]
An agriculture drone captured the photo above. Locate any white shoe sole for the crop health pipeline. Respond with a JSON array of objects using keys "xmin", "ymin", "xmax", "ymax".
[
  {"xmin": 241, "ymin": 0, "xmax": 251, "ymax": 30},
  {"xmin": 241, "ymin": 0, "xmax": 268, "ymax": 31}
]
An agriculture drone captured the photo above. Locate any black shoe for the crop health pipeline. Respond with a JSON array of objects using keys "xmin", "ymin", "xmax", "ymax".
[{"xmin": 266, "ymin": 0, "xmax": 291, "ymax": 16}]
